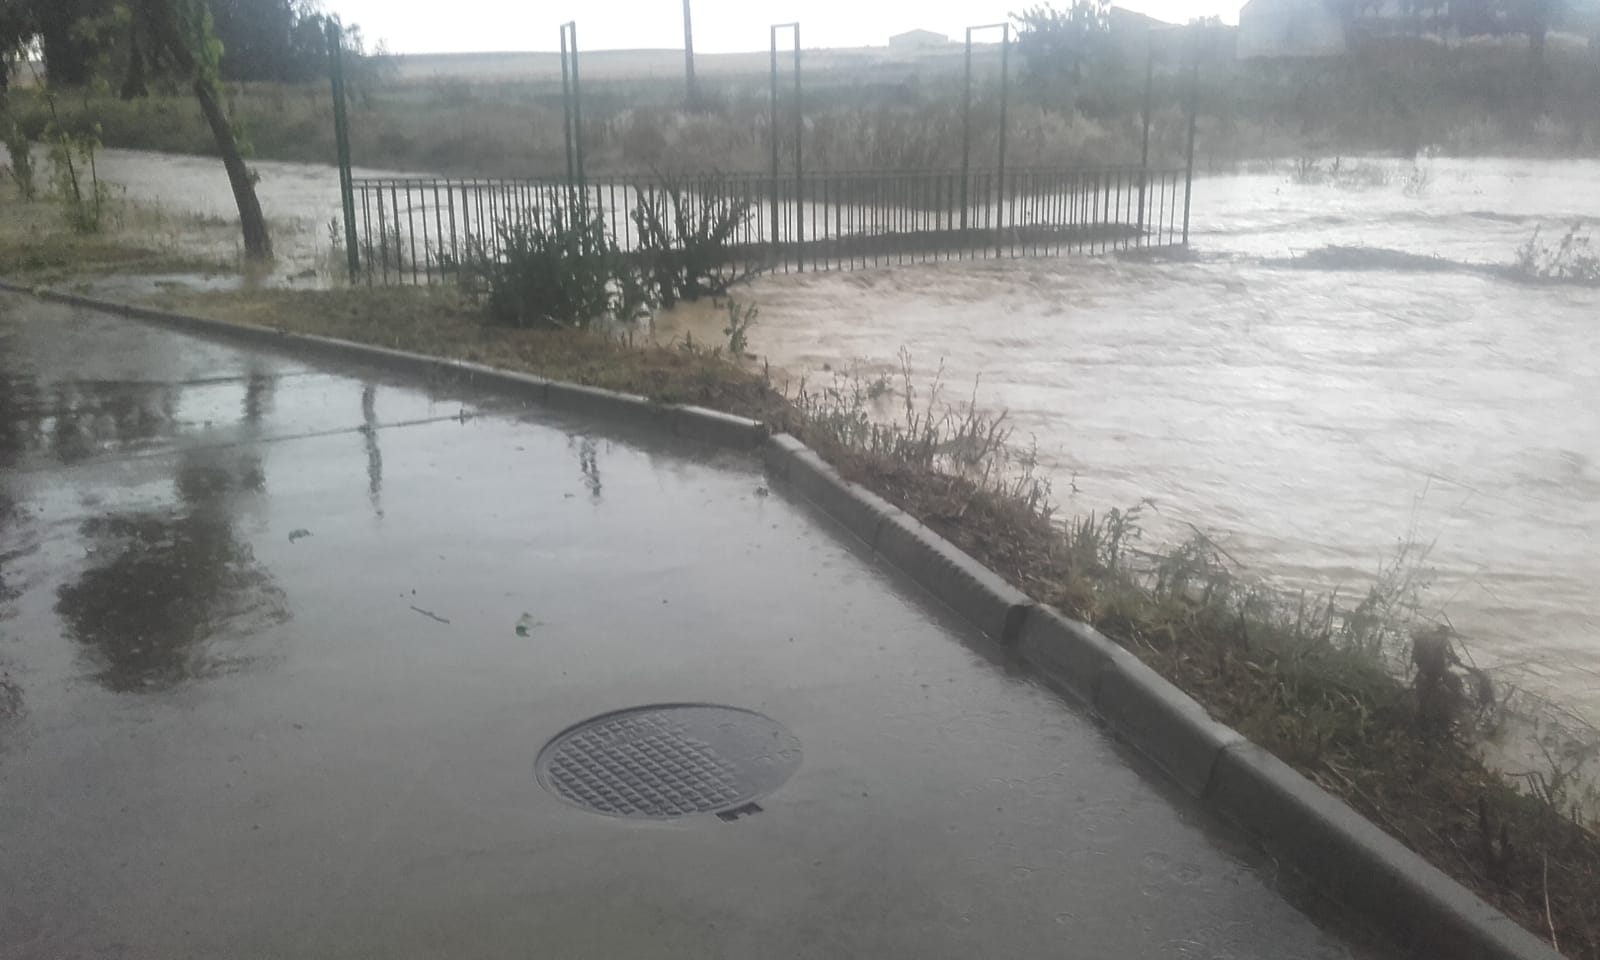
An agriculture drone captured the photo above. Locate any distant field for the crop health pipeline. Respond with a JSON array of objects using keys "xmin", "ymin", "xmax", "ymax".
[
  {"xmin": 381, "ymin": 44, "xmax": 987, "ymax": 84},
  {"xmin": 5, "ymin": 32, "xmax": 1595, "ymax": 180}
]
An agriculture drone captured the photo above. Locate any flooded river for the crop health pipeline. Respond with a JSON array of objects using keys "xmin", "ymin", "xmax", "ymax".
[{"xmin": 92, "ymin": 150, "xmax": 1600, "ymax": 717}]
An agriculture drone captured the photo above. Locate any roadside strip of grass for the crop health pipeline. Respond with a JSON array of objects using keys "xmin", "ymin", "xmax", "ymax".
[
  {"xmin": 0, "ymin": 186, "xmax": 237, "ymax": 284},
  {"xmin": 50, "ymin": 282, "xmax": 1600, "ymax": 959}
]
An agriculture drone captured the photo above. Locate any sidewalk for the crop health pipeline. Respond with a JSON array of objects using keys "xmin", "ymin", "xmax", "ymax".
[{"xmin": 0, "ymin": 293, "xmax": 1389, "ymax": 960}]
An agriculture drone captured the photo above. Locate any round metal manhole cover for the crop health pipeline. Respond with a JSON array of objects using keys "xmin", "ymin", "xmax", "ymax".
[{"xmin": 535, "ymin": 704, "xmax": 802, "ymax": 820}]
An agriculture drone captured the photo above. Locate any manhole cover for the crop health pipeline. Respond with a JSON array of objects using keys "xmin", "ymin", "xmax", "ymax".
[{"xmin": 536, "ymin": 704, "xmax": 801, "ymax": 820}]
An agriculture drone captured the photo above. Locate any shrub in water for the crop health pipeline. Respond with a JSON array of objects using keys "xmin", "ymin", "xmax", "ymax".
[
  {"xmin": 452, "ymin": 202, "xmax": 622, "ymax": 329},
  {"xmin": 632, "ymin": 176, "xmax": 758, "ymax": 308}
]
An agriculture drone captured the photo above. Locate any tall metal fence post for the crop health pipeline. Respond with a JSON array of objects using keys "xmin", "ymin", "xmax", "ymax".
[
  {"xmin": 996, "ymin": 23, "xmax": 1009, "ymax": 258},
  {"xmin": 682, "ymin": 0, "xmax": 698, "ymax": 111},
  {"xmin": 961, "ymin": 28, "xmax": 973, "ymax": 233},
  {"xmin": 326, "ymin": 20, "xmax": 359, "ymax": 281},
  {"xmin": 560, "ymin": 27, "xmax": 575, "ymax": 184},
  {"xmin": 964, "ymin": 23, "xmax": 1012, "ymax": 249},
  {"xmin": 560, "ymin": 22, "xmax": 584, "ymax": 191},
  {"xmin": 1182, "ymin": 25, "xmax": 1200, "ymax": 248},
  {"xmin": 792, "ymin": 24, "xmax": 803, "ymax": 272},
  {"xmin": 769, "ymin": 23, "xmax": 800, "ymax": 268},
  {"xmin": 1138, "ymin": 39, "xmax": 1153, "ymax": 235},
  {"xmin": 769, "ymin": 26, "xmax": 781, "ymax": 255}
]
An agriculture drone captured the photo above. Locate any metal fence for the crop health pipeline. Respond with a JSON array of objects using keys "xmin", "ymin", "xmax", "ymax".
[{"xmin": 349, "ymin": 165, "xmax": 1188, "ymax": 286}]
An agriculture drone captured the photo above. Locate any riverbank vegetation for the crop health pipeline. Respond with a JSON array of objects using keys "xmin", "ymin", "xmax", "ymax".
[
  {"xmin": 5, "ymin": 24, "xmax": 1599, "ymax": 180},
  {"xmin": 1516, "ymin": 223, "xmax": 1600, "ymax": 282},
  {"xmin": 110, "ymin": 276, "xmax": 1600, "ymax": 957},
  {"xmin": 0, "ymin": 178, "xmax": 235, "ymax": 281}
]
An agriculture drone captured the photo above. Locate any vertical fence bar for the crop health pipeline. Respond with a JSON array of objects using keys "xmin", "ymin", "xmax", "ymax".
[
  {"xmin": 326, "ymin": 20, "xmax": 360, "ymax": 281},
  {"xmin": 961, "ymin": 28, "xmax": 973, "ymax": 233},
  {"xmin": 1182, "ymin": 27, "xmax": 1200, "ymax": 249},
  {"xmin": 419, "ymin": 181, "xmax": 432, "ymax": 282},
  {"xmin": 447, "ymin": 182, "xmax": 460, "ymax": 280},
  {"xmin": 769, "ymin": 25, "xmax": 782, "ymax": 260},
  {"xmin": 792, "ymin": 23, "xmax": 803, "ymax": 271},
  {"xmin": 1138, "ymin": 40, "xmax": 1154, "ymax": 237},
  {"xmin": 560, "ymin": 27, "xmax": 576, "ymax": 185},
  {"xmin": 570, "ymin": 25, "xmax": 585, "ymax": 189},
  {"xmin": 996, "ymin": 23, "xmax": 1010, "ymax": 259},
  {"xmin": 358, "ymin": 182, "xmax": 372, "ymax": 286},
  {"xmin": 387, "ymin": 183, "xmax": 400, "ymax": 284}
]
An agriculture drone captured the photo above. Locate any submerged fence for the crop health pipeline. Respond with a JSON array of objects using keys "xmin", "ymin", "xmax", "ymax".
[{"xmin": 349, "ymin": 165, "xmax": 1188, "ymax": 286}]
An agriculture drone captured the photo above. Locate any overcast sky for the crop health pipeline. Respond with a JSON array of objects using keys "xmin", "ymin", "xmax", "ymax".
[{"xmin": 324, "ymin": 0, "xmax": 1241, "ymax": 55}]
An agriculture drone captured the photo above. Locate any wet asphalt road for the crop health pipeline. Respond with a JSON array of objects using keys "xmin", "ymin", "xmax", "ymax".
[{"xmin": 0, "ymin": 294, "xmax": 1392, "ymax": 959}]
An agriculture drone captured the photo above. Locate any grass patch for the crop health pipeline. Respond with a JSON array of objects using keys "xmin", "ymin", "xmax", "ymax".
[
  {"xmin": 0, "ymin": 180, "xmax": 236, "ymax": 283},
  {"xmin": 94, "ymin": 283, "xmax": 1600, "ymax": 958},
  {"xmin": 135, "ymin": 286, "xmax": 790, "ymax": 420}
]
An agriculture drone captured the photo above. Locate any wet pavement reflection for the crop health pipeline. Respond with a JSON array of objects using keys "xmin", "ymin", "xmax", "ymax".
[
  {"xmin": 55, "ymin": 456, "xmax": 285, "ymax": 693},
  {"xmin": 0, "ymin": 293, "xmax": 1398, "ymax": 960}
]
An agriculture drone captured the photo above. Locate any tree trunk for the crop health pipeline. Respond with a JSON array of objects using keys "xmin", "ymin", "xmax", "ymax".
[
  {"xmin": 146, "ymin": 0, "xmax": 272, "ymax": 260},
  {"xmin": 191, "ymin": 76, "xmax": 272, "ymax": 258},
  {"xmin": 121, "ymin": 26, "xmax": 150, "ymax": 101}
]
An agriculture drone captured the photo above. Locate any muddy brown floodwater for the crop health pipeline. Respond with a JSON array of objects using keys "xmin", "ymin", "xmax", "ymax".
[{"xmin": 88, "ymin": 150, "xmax": 1600, "ymax": 719}]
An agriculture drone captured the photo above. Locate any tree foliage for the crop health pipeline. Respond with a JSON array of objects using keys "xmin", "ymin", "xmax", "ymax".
[
  {"xmin": 1012, "ymin": 0, "xmax": 1112, "ymax": 86},
  {"xmin": 0, "ymin": 0, "xmax": 362, "ymax": 88}
]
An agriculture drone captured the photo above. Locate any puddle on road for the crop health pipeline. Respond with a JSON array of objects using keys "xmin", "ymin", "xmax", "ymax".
[{"xmin": 54, "ymin": 457, "xmax": 287, "ymax": 693}]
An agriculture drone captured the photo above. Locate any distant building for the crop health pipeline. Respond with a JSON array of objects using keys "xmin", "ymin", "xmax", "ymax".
[
  {"xmin": 889, "ymin": 29, "xmax": 949, "ymax": 49},
  {"xmin": 1106, "ymin": 6, "xmax": 1176, "ymax": 60},
  {"xmin": 1238, "ymin": 0, "xmax": 1346, "ymax": 58}
]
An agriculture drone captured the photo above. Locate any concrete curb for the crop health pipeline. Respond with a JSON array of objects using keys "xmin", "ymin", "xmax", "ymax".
[
  {"xmin": 871, "ymin": 509, "xmax": 1034, "ymax": 646},
  {"xmin": 762, "ymin": 435, "xmax": 898, "ymax": 549},
  {"xmin": 1207, "ymin": 743, "xmax": 1559, "ymax": 960},
  {"xmin": 1017, "ymin": 605, "xmax": 1125, "ymax": 706},
  {"xmin": 760, "ymin": 433, "xmax": 1030, "ymax": 644},
  {"xmin": 1096, "ymin": 653, "xmax": 1243, "ymax": 798},
  {"xmin": 2, "ymin": 279, "xmax": 1560, "ymax": 960},
  {"xmin": 671, "ymin": 405, "xmax": 767, "ymax": 450}
]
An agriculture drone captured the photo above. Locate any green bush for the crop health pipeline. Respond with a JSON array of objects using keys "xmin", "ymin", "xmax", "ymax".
[
  {"xmin": 46, "ymin": 123, "xmax": 114, "ymax": 234},
  {"xmin": 451, "ymin": 201, "xmax": 640, "ymax": 329},
  {"xmin": 631, "ymin": 177, "xmax": 758, "ymax": 308}
]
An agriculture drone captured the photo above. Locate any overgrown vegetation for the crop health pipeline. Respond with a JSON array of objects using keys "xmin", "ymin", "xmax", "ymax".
[
  {"xmin": 1516, "ymin": 223, "xmax": 1600, "ymax": 282},
  {"xmin": 631, "ymin": 178, "xmax": 758, "ymax": 308},
  {"xmin": 4, "ymin": 0, "xmax": 277, "ymax": 257},
  {"xmin": 2, "ymin": 122, "xmax": 34, "ymax": 199},
  {"xmin": 449, "ymin": 183, "xmax": 758, "ymax": 330},
  {"xmin": 451, "ymin": 207, "xmax": 633, "ymax": 329},
  {"xmin": 46, "ymin": 122, "xmax": 113, "ymax": 233},
  {"xmin": 0, "ymin": 175, "xmax": 234, "ymax": 280}
]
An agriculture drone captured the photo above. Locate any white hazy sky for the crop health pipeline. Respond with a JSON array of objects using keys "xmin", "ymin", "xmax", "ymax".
[{"xmin": 325, "ymin": 0, "xmax": 1242, "ymax": 54}]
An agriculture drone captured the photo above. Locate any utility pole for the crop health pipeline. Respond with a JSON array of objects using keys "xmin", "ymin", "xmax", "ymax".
[{"xmin": 683, "ymin": 0, "xmax": 698, "ymax": 110}]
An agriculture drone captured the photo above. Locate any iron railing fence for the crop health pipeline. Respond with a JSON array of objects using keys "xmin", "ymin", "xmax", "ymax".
[{"xmin": 348, "ymin": 165, "xmax": 1187, "ymax": 286}]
